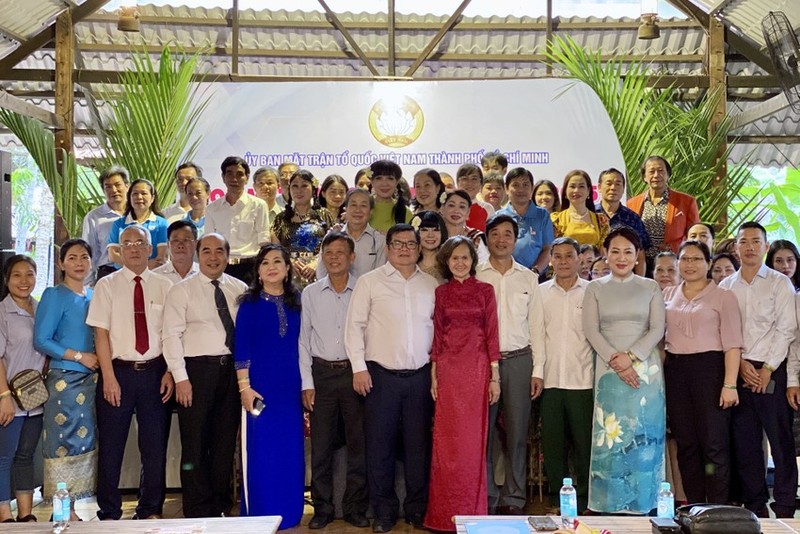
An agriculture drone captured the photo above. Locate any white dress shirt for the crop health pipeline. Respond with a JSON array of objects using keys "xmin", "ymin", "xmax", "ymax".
[
  {"xmin": 316, "ymin": 223, "xmax": 387, "ymax": 280},
  {"xmin": 476, "ymin": 260, "xmax": 546, "ymax": 378},
  {"xmin": 162, "ymin": 272, "xmax": 248, "ymax": 382},
  {"xmin": 153, "ymin": 261, "xmax": 199, "ymax": 284},
  {"xmin": 299, "ymin": 275, "xmax": 355, "ymax": 390},
  {"xmin": 162, "ymin": 201, "xmax": 191, "ymax": 223},
  {"xmin": 719, "ymin": 265, "xmax": 796, "ymax": 370},
  {"xmin": 204, "ymin": 193, "xmax": 270, "ymax": 259},
  {"xmin": 345, "ymin": 263, "xmax": 438, "ymax": 373},
  {"xmin": 540, "ymin": 277, "xmax": 593, "ymax": 389},
  {"xmin": 86, "ymin": 267, "xmax": 173, "ymax": 361},
  {"xmin": 787, "ymin": 293, "xmax": 800, "ymax": 387}
]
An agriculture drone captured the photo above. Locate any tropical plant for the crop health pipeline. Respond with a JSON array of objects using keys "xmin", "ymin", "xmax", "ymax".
[
  {"xmin": 91, "ymin": 46, "xmax": 212, "ymax": 205},
  {"xmin": 545, "ymin": 35, "xmax": 765, "ymax": 235},
  {"xmin": 0, "ymin": 110, "xmax": 103, "ymax": 237},
  {"xmin": 0, "ymin": 45, "xmax": 210, "ymax": 239}
]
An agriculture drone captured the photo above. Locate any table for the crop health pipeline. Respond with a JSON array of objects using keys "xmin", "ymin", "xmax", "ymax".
[
  {"xmin": 455, "ymin": 515, "xmax": 799, "ymax": 533},
  {"xmin": 0, "ymin": 516, "xmax": 281, "ymax": 533}
]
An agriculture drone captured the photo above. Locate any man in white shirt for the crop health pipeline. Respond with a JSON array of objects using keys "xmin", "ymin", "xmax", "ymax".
[
  {"xmin": 154, "ymin": 220, "xmax": 199, "ymax": 283},
  {"xmin": 82, "ymin": 166, "xmax": 129, "ymax": 283},
  {"xmin": 476, "ymin": 213, "xmax": 545, "ymax": 515},
  {"xmin": 162, "ymin": 162, "xmax": 202, "ymax": 222},
  {"xmin": 539, "ymin": 237, "xmax": 593, "ymax": 513},
  {"xmin": 204, "ymin": 156, "xmax": 270, "ymax": 284},
  {"xmin": 162, "ymin": 233, "xmax": 248, "ymax": 518},
  {"xmin": 301, "ymin": 232, "xmax": 368, "ymax": 530},
  {"xmin": 345, "ymin": 224, "xmax": 438, "ymax": 533},
  {"xmin": 86, "ymin": 225, "xmax": 174, "ymax": 521},
  {"xmin": 719, "ymin": 221, "xmax": 797, "ymax": 518}
]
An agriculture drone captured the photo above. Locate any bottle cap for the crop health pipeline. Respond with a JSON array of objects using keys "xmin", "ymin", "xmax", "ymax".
[
  {"xmin": 563, "ymin": 477, "xmax": 572, "ymax": 485},
  {"xmin": 660, "ymin": 482, "xmax": 671, "ymax": 491},
  {"xmin": 56, "ymin": 482, "xmax": 67, "ymax": 490}
]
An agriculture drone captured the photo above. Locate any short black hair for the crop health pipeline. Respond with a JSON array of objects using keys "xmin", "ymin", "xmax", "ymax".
[
  {"xmin": 176, "ymin": 161, "xmax": 203, "ymax": 177},
  {"xmin": 482, "ymin": 150, "xmax": 508, "ymax": 170},
  {"xmin": 599, "ymin": 167, "xmax": 626, "ymax": 188},
  {"xmin": 679, "ymin": 240, "xmax": 711, "ymax": 263},
  {"xmin": 386, "ymin": 224, "xmax": 419, "ymax": 245},
  {"xmin": 485, "ymin": 213, "xmax": 519, "ymax": 238},
  {"xmin": 737, "ymin": 221, "xmax": 767, "ymax": 241},
  {"xmin": 220, "ymin": 156, "xmax": 250, "ymax": 176},
  {"xmin": 167, "ymin": 219, "xmax": 199, "ymax": 240},
  {"xmin": 505, "ymin": 167, "xmax": 533, "ymax": 188},
  {"xmin": 688, "ymin": 222, "xmax": 716, "ymax": 240},
  {"xmin": 322, "ymin": 231, "xmax": 355, "ymax": 254}
]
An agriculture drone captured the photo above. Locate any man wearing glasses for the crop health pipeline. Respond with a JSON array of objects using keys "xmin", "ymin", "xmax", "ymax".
[
  {"xmin": 345, "ymin": 224, "xmax": 438, "ymax": 533},
  {"xmin": 86, "ymin": 225, "xmax": 174, "ymax": 520}
]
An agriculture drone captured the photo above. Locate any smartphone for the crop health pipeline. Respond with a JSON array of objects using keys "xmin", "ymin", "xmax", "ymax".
[
  {"xmin": 649, "ymin": 517, "xmax": 681, "ymax": 533},
  {"xmin": 766, "ymin": 379, "xmax": 776, "ymax": 394},
  {"xmin": 528, "ymin": 516, "xmax": 559, "ymax": 531},
  {"xmin": 251, "ymin": 398, "xmax": 265, "ymax": 416}
]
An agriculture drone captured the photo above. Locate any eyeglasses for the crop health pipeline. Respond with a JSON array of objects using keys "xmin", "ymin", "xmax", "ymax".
[
  {"xmin": 122, "ymin": 240, "xmax": 148, "ymax": 249},
  {"xmin": 389, "ymin": 241, "xmax": 419, "ymax": 250},
  {"xmin": 678, "ymin": 256, "xmax": 705, "ymax": 264}
]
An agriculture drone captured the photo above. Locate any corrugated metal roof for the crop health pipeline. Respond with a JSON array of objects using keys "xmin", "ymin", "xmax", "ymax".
[
  {"xmin": 0, "ymin": 0, "xmax": 95, "ymax": 58},
  {"xmin": 688, "ymin": 0, "xmax": 800, "ymax": 48}
]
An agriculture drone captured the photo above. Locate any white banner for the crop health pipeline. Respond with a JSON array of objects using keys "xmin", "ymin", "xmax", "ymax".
[{"xmin": 191, "ymin": 79, "xmax": 624, "ymax": 201}]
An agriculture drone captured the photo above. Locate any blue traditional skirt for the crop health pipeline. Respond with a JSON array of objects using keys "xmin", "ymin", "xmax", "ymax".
[{"xmin": 42, "ymin": 369, "xmax": 98, "ymax": 501}]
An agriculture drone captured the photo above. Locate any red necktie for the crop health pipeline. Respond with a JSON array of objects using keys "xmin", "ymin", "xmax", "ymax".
[{"xmin": 134, "ymin": 276, "xmax": 149, "ymax": 355}]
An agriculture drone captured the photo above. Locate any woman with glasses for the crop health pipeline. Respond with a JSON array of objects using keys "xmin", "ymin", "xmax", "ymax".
[
  {"xmin": 663, "ymin": 240, "xmax": 742, "ymax": 503},
  {"xmin": 424, "ymin": 236, "xmax": 500, "ymax": 531}
]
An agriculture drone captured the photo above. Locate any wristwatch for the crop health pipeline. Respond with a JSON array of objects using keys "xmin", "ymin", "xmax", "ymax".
[{"xmin": 74, "ymin": 351, "xmax": 83, "ymax": 362}]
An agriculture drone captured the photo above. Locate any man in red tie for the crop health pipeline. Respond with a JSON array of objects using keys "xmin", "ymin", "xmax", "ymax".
[{"xmin": 87, "ymin": 225, "xmax": 175, "ymax": 520}]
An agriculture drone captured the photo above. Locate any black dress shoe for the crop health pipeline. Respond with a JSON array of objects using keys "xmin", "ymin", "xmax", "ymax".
[
  {"xmin": 372, "ymin": 518, "xmax": 395, "ymax": 533},
  {"xmin": 309, "ymin": 513, "xmax": 334, "ymax": 529},
  {"xmin": 405, "ymin": 512, "xmax": 425, "ymax": 529},
  {"xmin": 344, "ymin": 512, "xmax": 370, "ymax": 528}
]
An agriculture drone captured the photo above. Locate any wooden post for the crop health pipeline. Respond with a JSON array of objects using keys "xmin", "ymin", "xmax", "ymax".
[
  {"xmin": 54, "ymin": 9, "xmax": 74, "ymax": 280},
  {"xmin": 707, "ymin": 15, "xmax": 727, "ymax": 227}
]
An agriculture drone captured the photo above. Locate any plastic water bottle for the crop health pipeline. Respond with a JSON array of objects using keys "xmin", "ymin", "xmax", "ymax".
[
  {"xmin": 52, "ymin": 482, "xmax": 70, "ymax": 532},
  {"xmin": 657, "ymin": 481, "xmax": 675, "ymax": 518},
  {"xmin": 559, "ymin": 477, "xmax": 578, "ymax": 528}
]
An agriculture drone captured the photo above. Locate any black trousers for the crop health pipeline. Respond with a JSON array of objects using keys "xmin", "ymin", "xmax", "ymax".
[
  {"xmin": 732, "ymin": 360, "xmax": 797, "ymax": 517},
  {"xmin": 96, "ymin": 358, "xmax": 170, "ymax": 520},
  {"xmin": 364, "ymin": 362, "xmax": 433, "ymax": 521},
  {"xmin": 664, "ymin": 351, "xmax": 731, "ymax": 504},
  {"xmin": 309, "ymin": 360, "xmax": 368, "ymax": 516},
  {"xmin": 224, "ymin": 258, "xmax": 255, "ymax": 286},
  {"xmin": 177, "ymin": 356, "xmax": 241, "ymax": 518}
]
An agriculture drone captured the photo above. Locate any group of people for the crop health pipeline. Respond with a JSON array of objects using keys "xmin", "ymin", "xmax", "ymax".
[{"xmin": 0, "ymin": 151, "xmax": 798, "ymax": 534}]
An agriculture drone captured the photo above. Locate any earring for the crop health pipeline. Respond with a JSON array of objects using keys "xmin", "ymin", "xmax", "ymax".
[{"xmin": 635, "ymin": 261, "xmax": 639, "ymax": 265}]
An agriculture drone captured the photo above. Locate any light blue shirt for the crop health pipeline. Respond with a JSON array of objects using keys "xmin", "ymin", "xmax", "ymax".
[
  {"xmin": 298, "ymin": 274, "xmax": 355, "ymax": 390},
  {"xmin": 108, "ymin": 213, "xmax": 169, "ymax": 261},
  {"xmin": 33, "ymin": 285, "xmax": 94, "ymax": 373},
  {"xmin": 497, "ymin": 201, "xmax": 554, "ymax": 268},
  {"xmin": 0, "ymin": 296, "xmax": 45, "ymax": 416},
  {"xmin": 81, "ymin": 202, "xmax": 123, "ymax": 271}
]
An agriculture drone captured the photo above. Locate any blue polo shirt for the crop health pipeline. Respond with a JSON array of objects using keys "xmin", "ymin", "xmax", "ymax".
[
  {"xmin": 497, "ymin": 202, "xmax": 554, "ymax": 268},
  {"xmin": 108, "ymin": 212, "xmax": 169, "ymax": 261}
]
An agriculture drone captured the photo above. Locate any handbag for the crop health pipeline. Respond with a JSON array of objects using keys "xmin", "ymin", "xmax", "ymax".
[
  {"xmin": 675, "ymin": 504, "xmax": 760, "ymax": 534},
  {"xmin": 8, "ymin": 369, "xmax": 49, "ymax": 411}
]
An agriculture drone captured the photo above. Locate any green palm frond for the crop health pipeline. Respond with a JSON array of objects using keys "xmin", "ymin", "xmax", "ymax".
[
  {"xmin": 0, "ymin": 109, "xmax": 102, "ymax": 237},
  {"xmin": 545, "ymin": 35, "xmax": 765, "ymax": 234},
  {"xmin": 93, "ymin": 46, "xmax": 212, "ymax": 206}
]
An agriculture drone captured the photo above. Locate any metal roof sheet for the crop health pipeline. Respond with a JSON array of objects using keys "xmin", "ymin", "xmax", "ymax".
[{"xmin": 687, "ymin": 0, "xmax": 800, "ymax": 48}]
